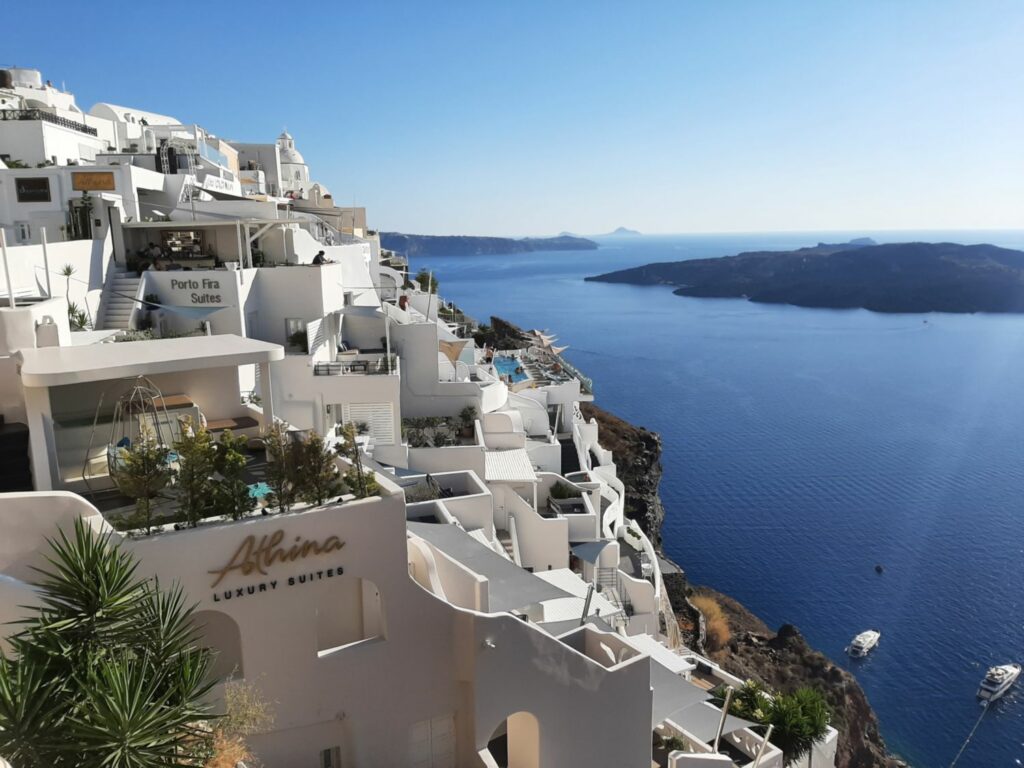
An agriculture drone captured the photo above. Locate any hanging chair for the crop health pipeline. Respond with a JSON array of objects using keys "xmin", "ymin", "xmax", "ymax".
[{"xmin": 83, "ymin": 376, "xmax": 180, "ymax": 494}]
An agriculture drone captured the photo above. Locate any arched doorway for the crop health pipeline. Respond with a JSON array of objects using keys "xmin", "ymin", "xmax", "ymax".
[
  {"xmin": 191, "ymin": 610, "xmax": 244, "ymax": 680},
  {"xmin": 487, "ymin": 711, "xmax": 539, "ymax": 768}
]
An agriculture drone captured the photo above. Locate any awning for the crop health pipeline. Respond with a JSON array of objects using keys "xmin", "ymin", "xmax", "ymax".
[
  {"xmin": 661, "ymin": 701, "xmax": 759, "ymax": 742},
  {"xmin": 651, "ymin": 663, "xmax": 713, "ymax": 728},
  {"xmin": 571, "ymin": 540, "xmax": 612, "ymax": 564},
  {"xmin": 484, "ymin": 449, "xmax": 537, "ymax": 483},
  {"xmin": 17, "ymin": 334, "xmax": 283, "ymax": 387},
  {"xmin": 438, "ymin": 339, "xmax": 469, "ymax": 363}
]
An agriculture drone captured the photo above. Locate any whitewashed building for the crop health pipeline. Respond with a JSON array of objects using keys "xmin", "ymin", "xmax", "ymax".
[{"xmin": 0, "ymin": 68, "xmax": 837, "ymax": 768}]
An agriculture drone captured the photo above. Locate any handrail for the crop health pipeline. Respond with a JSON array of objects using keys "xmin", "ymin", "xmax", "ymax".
[
  {"xmin": 314, "ymin": 356, "xmax": 398, "ymax": 376},
  {"xmin": 0, "ymin": 108, "xmax": 98, "ymax": 136}
]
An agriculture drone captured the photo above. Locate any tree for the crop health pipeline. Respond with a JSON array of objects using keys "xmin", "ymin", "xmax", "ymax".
[
  {"xmin": 212, "ymin": 430, "xmax": 256, "ymax": 521},
  {"xmin": 0, "ymin": 518, "xmax": 216, "ymax": 767},
  {"xmin": 174, "ymin": 418, "xmax": 217, "ymax": 527},
  {"xmin": 263, "ymin": 423, "xmax": 296, "ymax": 513},
  {"xmin": 336, "ymin": 422, "xmax": 378, "ymax": 499},
  {"xmin": 414, "ymin": 269, "xmax": 437, "ymax": 294},
  {"xmin": 295, "ymin": 431, "xmax": 342, "ymax": 506},
  {"xmin": 118, "ymin": 423, "xmax": 174, "ymax": 534}
]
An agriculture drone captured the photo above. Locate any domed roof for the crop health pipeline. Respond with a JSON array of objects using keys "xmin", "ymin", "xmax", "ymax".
[{"xmin": 278, "ymin": 130, "xmax": 292, "ymax": 140}]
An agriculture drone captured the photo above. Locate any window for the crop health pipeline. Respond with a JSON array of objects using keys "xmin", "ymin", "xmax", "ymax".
[
  {"xmin": 15, "ymin": 223, "xmax": 31, "ymax": 243},
  {"xmin": 15, "ymin": 177, "xmax": 51, "ymax": 203},
  {"xmin": 320, "ymin": 747, "xmax": 341, "ymax": 768}
]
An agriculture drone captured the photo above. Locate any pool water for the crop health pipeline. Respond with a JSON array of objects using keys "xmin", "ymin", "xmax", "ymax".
[{"xmin": 493, "ymin": 355, "xmax": 529, "ymax": 383}]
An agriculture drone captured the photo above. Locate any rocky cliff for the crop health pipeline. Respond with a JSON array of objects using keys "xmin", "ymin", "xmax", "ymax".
[
  {"xmin": 579, "ymin": 403, "xmax": 665, "ymax": 546},
  {"xmin": 582, "ymin": 402, "xmax": 899, "ymax": 768},
  {"xmin": 588, "ymin": 239, "xmax": 1024, "ymax": 314},
  {"xmin": 381, "ymin": 232, "xmax": 598, "ymax": 257}
]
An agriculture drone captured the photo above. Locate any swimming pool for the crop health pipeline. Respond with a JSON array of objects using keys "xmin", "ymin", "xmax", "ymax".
[{"xmin": 493, "ymin": 355, "xmax": 529, "ymax": 383}]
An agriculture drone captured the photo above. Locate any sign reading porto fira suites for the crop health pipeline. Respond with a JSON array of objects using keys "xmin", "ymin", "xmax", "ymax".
[
  {"xmin": 170, "ymin": 277, "xmax": 225, "ymax": 305},
  {"xmin": 208, "ymin": 529, "xmax": 345, "ymax": 602}
]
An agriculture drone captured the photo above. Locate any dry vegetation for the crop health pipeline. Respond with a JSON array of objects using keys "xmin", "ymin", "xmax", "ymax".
[
  {"xmin": 691, "ymin": 594, "xmax": 731, "ymax": 651},
  {"xmin": 204, "ymin": 679, "xmax": 275, "ymax": 768}
]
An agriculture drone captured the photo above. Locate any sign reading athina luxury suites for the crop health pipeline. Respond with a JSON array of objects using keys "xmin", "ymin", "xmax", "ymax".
[{"xmin": 208, "ymin": 529, "xmax": 345, "ymax": 602}]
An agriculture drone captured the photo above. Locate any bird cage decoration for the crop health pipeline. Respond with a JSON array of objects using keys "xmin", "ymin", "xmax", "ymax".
[{"xmin": 88, "ymin": 376, "xmax": 179, "ymax": 495}]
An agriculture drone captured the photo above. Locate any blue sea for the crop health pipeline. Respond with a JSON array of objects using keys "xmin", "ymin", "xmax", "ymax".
[{"xmin": 421, "ymin": 232, "xmax": 1024, "ymax": 768}]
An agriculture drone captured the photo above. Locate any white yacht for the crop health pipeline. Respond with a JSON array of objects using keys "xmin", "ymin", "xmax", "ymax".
[
  {"xmin": 847, "ymin": 629, "xmax": 881, "ymax": 657},
  {"xmin": 977, "ymin": 663, "xmax": 1021, "ymax": 702}
]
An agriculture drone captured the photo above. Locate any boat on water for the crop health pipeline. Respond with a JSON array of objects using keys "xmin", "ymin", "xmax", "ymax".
[
  {"xmin": 977, "ymin": 663, "xmax": 1021, "ymax": 702},
  {"xmin": 847, "ymin": 629, "xmax": 881, "ymax": 657}
]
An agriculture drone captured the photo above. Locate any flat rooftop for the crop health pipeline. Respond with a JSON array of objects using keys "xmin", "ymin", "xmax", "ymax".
[
  {"xmin": 17, "ymin": 334, "xmax": 283, "ymax": 387},
  {"xmin": 408, "ymin": 521, "xmax": 566, "ymax": 613}
]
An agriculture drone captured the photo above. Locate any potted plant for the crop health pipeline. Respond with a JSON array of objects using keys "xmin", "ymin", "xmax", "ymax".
[{"xmin": 458, "ymin": 405, "xmax": 478, "ymax": 439}]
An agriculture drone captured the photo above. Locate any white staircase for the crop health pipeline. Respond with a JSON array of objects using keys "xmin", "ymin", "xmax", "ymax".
[{"xmin": 99, "ymin": 272, "xmax": 141, "ymax": 330}]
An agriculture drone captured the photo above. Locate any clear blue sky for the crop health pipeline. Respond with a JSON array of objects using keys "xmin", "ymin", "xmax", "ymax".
[{"xmin": 8, "ymin": 1, "xmax": 1023, "ymax": 236}]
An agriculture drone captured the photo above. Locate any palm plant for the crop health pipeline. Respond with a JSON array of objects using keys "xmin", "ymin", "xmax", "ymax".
[
  {"xmin": 766, "ymin": 687, "xmax": 830, "ymax": 767},
  {"xmin": 0, "ymin": 518, "xmax": 216, "ymax": 767}
]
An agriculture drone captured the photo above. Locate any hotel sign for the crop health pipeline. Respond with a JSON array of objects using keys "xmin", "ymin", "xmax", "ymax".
[
  {"xmin": 169, "ymin": 277, "xmax": 226, "ymax": 305},
  {"xmin": 208, "ymin": 529, "xmax": 346, "ymax": 601},
  {"xmin": 72, "ymin": 171, "xmax": 116, "ymax": 191}
]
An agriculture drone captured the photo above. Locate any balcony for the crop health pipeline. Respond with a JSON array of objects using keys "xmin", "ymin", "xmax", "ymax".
[
  {"xmin": 0, "ymin": 108, "xmax": 98, "ymax": 136},
  {"xmin": 314, "ymin": 354, "xmax": 398, "ymax": 376}
]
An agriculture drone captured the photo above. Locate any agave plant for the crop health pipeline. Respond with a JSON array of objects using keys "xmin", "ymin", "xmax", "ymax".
[
  {"xmin": 767, "ymin": 687, "xmax": 831, "ymax": 767},
  {"xmin": 0, "ymin": 518, "xmax": 216, "ymax": 767}
]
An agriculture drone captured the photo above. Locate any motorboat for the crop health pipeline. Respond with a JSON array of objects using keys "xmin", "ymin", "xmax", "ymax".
[
  {"xmin": 847, "ymin": 630, "xmax": 881, "ymax": 658},
  {"xmin": 977, "ymin": 663, "xmax": 1021, "ymax": 702}
]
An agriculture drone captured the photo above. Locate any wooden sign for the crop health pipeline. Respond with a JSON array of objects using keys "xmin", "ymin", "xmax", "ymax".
[{"xmin": 72, "ymin": 171, "xmax": 116, "ymax": 191}]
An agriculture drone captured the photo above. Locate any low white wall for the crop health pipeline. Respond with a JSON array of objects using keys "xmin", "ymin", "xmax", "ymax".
[{"xmin": 507, "ymin": 492, "xmax": 567, "ymax": 572}]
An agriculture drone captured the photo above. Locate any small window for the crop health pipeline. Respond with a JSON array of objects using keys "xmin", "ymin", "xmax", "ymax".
[
  {"xmin": 343, "ymin": 292, "xmax": 354, "ymax": 307},
  {"xmin": 320, "ymin": 746, "xmax": 341, "ymax": 768},
  {"xmin": 15, "ymin": 223, "xmax": 31, "ymax": 243},
  {"xmin": 15, "ymin": 177, "xmax": 51, "ymax": 203}
]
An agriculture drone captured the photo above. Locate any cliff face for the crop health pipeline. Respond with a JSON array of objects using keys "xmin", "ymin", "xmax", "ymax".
[
  {"xmin": 381, "ymin": 232, "xmax": 597, "ymax": 257},
  {"xmin": 579, "ymin": 403, "xmax": 665, "ymax": 546},
  {"xmin": 587, "ymin": 240, "xmax": 1024, "ymax": 314},
  {"xmin": 696, "ymin": 588, "xmax": 899, "ymax": 768},
  {"xmin": 583, "ymin": 402, "xmax": 897, "ymax": 768}
]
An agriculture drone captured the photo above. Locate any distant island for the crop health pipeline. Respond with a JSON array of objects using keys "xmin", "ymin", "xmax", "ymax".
[
  {"xmin": 380, "ymin": 232, "xmax": 598, "ymax": 257},
  {"xmin": 586, "ymin": 240, "xmax": 1024, "ymax": 313},
  {"xmin": 559, "ymin": 227, "xmax": 643, "ymax": 238}
]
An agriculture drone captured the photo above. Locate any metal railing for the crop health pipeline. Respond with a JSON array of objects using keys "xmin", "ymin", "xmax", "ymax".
[
  {"xmin": 0, "ymin": 109, "xmax": 98, "ymax": 136},
  {"xmin": 314, "ymin": 357, "xmax": 397, "ymax": 376}
]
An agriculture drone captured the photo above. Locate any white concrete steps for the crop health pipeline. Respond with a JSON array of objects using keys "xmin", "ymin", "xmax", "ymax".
[{"xmin": 99, "ymin": 272, "xmax": 141, "ymax": 330}]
